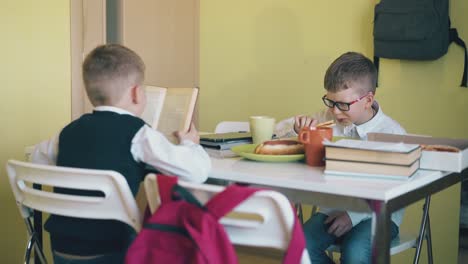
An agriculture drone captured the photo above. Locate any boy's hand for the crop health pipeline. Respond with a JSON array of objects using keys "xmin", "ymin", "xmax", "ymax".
[
  {"xmin": 173, "ymin": 123, "xmax": 200, "ymax": 144},
  {"xmin": 293, "ymin": 115, "xmax": 318, "ymax": 134},
  {"xmin": 324, "ymin": 211, "xmax": 352, "ymax": 237}
]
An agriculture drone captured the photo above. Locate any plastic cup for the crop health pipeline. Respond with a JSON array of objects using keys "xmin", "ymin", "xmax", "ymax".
[{"xmin": 249, "ymin": 116, "xmax": 275, "ymax": 145}]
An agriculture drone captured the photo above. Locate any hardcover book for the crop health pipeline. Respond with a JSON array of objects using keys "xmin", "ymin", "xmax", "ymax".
[
  {"xmin": 141, "ymin": 86, "xmax": 198, "ymax": 143},
  {"xmin": 324, "ymin": 139, "xmax": 421, "ymax": 166},
  {"xmin": 325, "ymin": 159, "xmax": 420, "ymax": 178}
]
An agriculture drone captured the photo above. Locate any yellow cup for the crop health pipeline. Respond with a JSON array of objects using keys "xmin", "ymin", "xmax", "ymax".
[{"xmin": 249, "ymin": 116, "xmax": 275, "ymax": 145}]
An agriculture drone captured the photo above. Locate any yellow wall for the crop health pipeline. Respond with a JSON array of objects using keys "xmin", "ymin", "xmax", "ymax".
[
  {"xmin": 200, "ymin": 0, "xmax": 467, "ymax": 263},
  {"xmin": 0, "ymin": 0, "xmax": 466, "ymax": 262},
  {"xmin": 0, "ymin": 0, "xmax": 71, "ymax": 262}
]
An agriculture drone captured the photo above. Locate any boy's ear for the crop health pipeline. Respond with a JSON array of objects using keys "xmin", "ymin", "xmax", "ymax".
[
  {"xmin": 130, "ymin": 85, "xmax": 142, "ymax": 104},
  {"xmin": 365, "ymin": 92, "xmax": 375, "ymax": 108}
]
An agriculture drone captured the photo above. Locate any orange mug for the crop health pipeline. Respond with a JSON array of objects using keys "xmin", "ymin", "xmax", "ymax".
[{"xmin": 298, "ymin": 127, "xmax": 333, "ymax": 166}]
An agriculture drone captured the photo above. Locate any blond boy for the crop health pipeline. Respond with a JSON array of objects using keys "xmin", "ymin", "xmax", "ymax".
[{"xmin": 32, "ymin": 44, "xmax": 211, "ymax": 263}]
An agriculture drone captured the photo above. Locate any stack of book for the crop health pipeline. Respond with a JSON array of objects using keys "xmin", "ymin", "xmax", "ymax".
[
  {"xmin": 200, "ymin": 132, "xmax": 252, "ymax": 158},
  {"xmin": 323, "ymin": 139, "xmax": 422, "ymax": 179}
]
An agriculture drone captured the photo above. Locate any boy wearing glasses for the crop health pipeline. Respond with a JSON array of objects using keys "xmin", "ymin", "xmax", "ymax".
[{"xmin": 276, "ymin": 52, "xmax": 405, "ymax": 264}]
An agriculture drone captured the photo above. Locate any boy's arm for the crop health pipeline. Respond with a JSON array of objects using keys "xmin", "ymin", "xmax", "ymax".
[
  {"xmin": 30, "ymin": 134, "xmax": 59, "ymax": 165},
  {"xmin": 131, "ymin": 125, "xmax": 211, "ymax": 183},
  {"xmin": 275, "ymin": 110, "xmax": 330, "ymax": 138},
  {"xmin": 274, "ymin": 117, "xmax": 297, "ymax": 138}
]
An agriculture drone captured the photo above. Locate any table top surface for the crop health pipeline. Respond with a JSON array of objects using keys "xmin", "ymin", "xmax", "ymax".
[{"xmin": 209, "ymin": 157, "xmax": 448, "ymax": 201}]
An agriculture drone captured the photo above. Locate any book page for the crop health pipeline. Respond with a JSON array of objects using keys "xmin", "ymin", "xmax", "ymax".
[
  {"xmin": 141, "ymin": 85, "xmax": 167, "ymax": 128},
  {"xmin": 158, "ymin": 87, "xmax": 198, "ymax": 143}
]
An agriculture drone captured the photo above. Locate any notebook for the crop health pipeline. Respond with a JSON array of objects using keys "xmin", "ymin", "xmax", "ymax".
[{"xmin": 200, "ymin": 132, "xmax": 252, "ymax": 143}]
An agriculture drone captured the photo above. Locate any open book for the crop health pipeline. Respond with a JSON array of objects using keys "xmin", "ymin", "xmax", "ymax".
[{"xmin": 141, "ymin": 86, "xmax": 198, "ymax": 143}]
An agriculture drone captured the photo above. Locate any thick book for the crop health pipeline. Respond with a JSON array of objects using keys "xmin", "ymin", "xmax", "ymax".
[
  {"xmin": 325, "ymin": 159, "xmax": 420, "ymax": 178},
  {"xmin": 324, "ymin": 139, "xmax": 421, "ymax": 166},
  {"xmin": 141, "ymin": 86, "xmax": 198, "ymax": 142}
]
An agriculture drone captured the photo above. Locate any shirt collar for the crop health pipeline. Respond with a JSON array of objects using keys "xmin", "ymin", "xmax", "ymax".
[
  {"xmin": 355, "ymin": 101, "xmax": 383, "ymax": 139},
  {"xmin": 94, "ymin": 106, "xmax": 135, "ymax": 116}
]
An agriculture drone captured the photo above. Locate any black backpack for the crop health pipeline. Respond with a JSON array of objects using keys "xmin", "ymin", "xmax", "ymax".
[{"xmin": 373, "ymin": 0, "xmax": 467, "ymax": 87}]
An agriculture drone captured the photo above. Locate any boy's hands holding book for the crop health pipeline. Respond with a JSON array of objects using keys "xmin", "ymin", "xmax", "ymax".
[
  {"xmin": 325, "ymin": 211, "xmax": 352, "ymax": 237},
  {"xmin": 173, "ymin": 123, "xmax": 200, "ymax": 144}
]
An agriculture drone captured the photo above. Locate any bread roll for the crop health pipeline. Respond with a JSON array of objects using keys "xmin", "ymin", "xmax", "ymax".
[
  {"xmin": 254, "ymin": 139, "xmax": 305, "ymax": 155},
  {"xmin": 420, "ymin": 144, "xmax": 460, "ymax": 153}
]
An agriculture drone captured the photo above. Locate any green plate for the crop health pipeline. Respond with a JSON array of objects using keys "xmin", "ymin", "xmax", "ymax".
[{"xmin": 231, "ymin": 144, "xmax": 305, "ymax": 162}]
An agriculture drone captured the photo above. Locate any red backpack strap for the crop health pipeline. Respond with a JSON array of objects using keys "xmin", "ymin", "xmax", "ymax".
[
  {"xmin": 155, "ymin": 174, "xmax": 178, "ymax": 203},
  {"xmin": 205, "ymin": 184, "xmax": 259, "ymax": 220},
  {"xmin": 282, "ymin": 205, "xmax": 307, "ymax": 264},
  {"xmin": 182, "ymin": 184, "xmax": 260, "ymax": 264}
]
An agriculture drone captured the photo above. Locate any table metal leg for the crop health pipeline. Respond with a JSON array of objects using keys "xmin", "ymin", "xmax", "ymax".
[
  {"xmin": 426, "ymin": 212, "xmax": 433, "ymax": 264},
  {"xmin": 414, "ymin": 195, "xmax": 431, "ymax": 264},
  {"xmin": 369, "ymin": 200, "xmax": 391, "ymax": 264}
]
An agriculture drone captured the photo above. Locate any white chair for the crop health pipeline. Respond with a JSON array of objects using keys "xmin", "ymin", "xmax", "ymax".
[
  {"xmin": 6, "ymin": 160, "xmax": 142, "ymax": 264},
  {"xmin": 144, "ymin": 174, "xmax": 311, "ymax": 264},
  {"xmin": 215, "ymin": 121, "xmax": 250, "ymax": 133},
  {"xmin": 326, "ymin": 196, "xmax": 433, "ymax": 264}
]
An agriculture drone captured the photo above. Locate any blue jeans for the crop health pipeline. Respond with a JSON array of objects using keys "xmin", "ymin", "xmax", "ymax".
[
  {"xmin": 53, "ymin": 252, "xmax": 125, "ymax": 264},
  {"xmin": 303, "ymin": 212, "xmax": 399, "ymax": 264}
]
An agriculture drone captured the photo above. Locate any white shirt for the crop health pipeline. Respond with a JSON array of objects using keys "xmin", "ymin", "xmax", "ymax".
[
  {"xmin": 275, "ymin": 101, "xmax": 406, "ymax": 227},
  {"xmin": 31, "ymin": 106, "xmax": 211, "ymax": 183}
]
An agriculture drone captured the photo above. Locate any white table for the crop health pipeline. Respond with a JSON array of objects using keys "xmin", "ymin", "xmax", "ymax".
[{"xmin": 208, "ymin": 157, "xmax": 466, "ymax": 263}]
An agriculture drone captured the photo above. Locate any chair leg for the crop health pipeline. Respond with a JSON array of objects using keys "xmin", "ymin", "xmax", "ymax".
[
  {"xmin": 24, "ymin": 232, "xmax": 48, "ymax": 264},
  {"xmin": 413, "ymin": 195, "xmax": 431, "ymax": 264},
  {"xmin": 24, "ymin": 234, "xmax": 34, "ymax": 264},
  {"xmin": 295, "ymin": 203, "xmax": 304, "ymax": 223},
  {"xmin": 24, "ymin": 218, "xmax": 48, "ymax": 264},
  {"xmin": 311, "ymin": 205, "xmax": 318, "ymax": 216}
]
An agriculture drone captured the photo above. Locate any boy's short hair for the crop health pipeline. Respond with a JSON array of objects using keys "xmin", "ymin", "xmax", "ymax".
[
  {"xmin": 82, "ymin": 44, "xmax": 145, "ymax": 106},
  {"xmin": 324, "ymin": 52, "xmax": 377, "ymax": 94}
]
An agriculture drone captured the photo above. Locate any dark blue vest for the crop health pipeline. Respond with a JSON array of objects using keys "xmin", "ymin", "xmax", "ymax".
[{"xmin": 45, "ymin": 111, "xmax": 146, "ymax": 255}]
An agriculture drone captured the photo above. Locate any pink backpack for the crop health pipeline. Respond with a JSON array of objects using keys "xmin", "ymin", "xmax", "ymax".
[{"xmin": 125, "ymin": 175, "xmax": 306, "ymax": 264}]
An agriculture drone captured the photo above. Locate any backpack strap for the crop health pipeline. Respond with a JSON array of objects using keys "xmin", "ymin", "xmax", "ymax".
[
  {"xmin": 449, "ymin": 28, "xmax": 467, "ymax": 87},
  {"xmin": 282, "ymin": 206, "xmax": 307, "ymax": 264},
  {"xmin": 205, "ymin": 185, "xmax": 306, "ymax": 264},
  {"xmin": 183, "ymin": 184, "xmax": 260, "ymax": 264},
  {"xmin": 204, "ymin": 184, "xmax": 259, "ymax": 220},
  {"xmin": 156, "ymin": 175, "xmax": 205, "ymax": 207},
  {"xmin": 156, "ymin": 174, "xmax": 178, "ymax": 203}
]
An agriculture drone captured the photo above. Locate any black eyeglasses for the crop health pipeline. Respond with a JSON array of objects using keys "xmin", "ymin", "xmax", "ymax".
[{"xmin": 322, "ymin": 93, "xmax": 370, "ymax": 111}]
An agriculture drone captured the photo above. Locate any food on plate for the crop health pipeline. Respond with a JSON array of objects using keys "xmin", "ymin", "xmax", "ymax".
[
  {"xmin": 254, "ymin": 139, "xmax": 305, "ymax": 155},
  {"xmin": 420, "ymin": 144, "xmax": 460, "ymax": 153}
]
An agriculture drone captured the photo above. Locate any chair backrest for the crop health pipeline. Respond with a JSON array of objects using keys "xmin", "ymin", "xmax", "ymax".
[
  {"xmin": 6, "ymin": 160, "xmax": 142, "ymax": 233},
  {"xmin": 215, "ymin": 121, "xmax": 250, "ymax": 133},
  {"xmin": 144, "ymin": 174, "xmax": 310, "ymax": 263}
]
